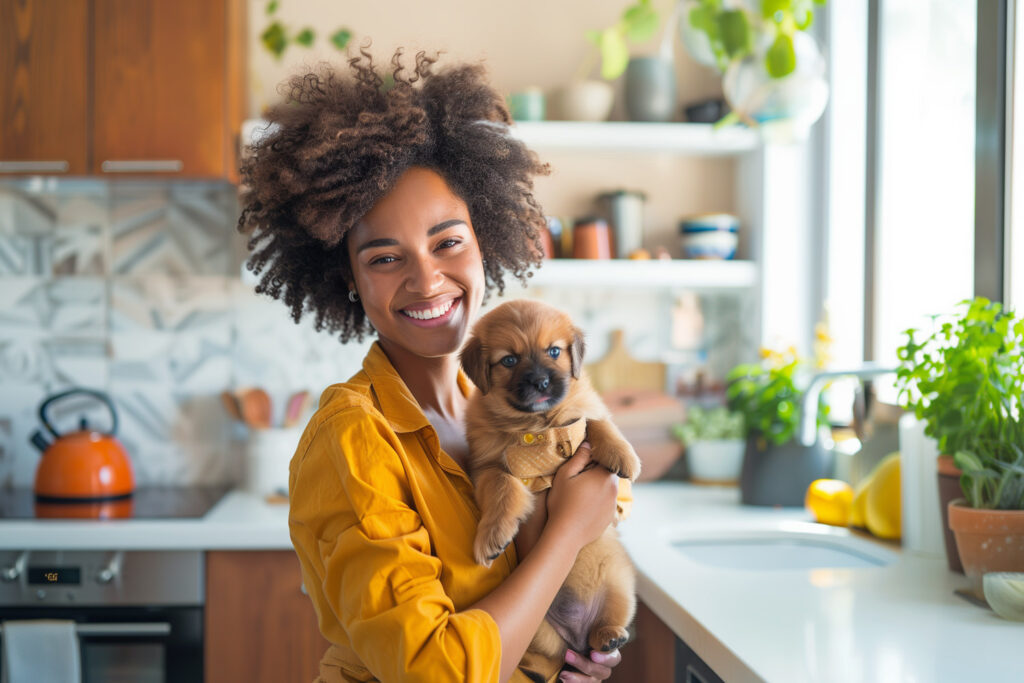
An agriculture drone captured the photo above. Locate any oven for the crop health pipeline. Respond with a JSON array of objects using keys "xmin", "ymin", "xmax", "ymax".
[{"xmin": 0, "ymin": 550, "xmax": 204, "ymax": 683}]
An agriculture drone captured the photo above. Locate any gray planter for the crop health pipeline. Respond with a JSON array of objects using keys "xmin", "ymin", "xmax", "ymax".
[
  {"xmin": 624, "ymin": 57, "xmax": 676, "ymax": 122},
  {"xmin": 739, "ymin": 435, "xmax": 834, "ymax": 506}
]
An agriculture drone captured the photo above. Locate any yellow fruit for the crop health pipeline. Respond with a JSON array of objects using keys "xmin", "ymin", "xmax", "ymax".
[
  {"xmin": 851, "ymin": 475, "xmax": 871, "ymax": 528},
  {"xmin": 865, "ymin": 453, "xmax": 901, "ymax": 539},
  {"xmin": 805, "ymin": 479, "xmax": 854, "ymax": 526}
]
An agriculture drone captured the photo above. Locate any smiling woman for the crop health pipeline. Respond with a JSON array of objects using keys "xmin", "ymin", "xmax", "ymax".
[{"xmin": 235, "ymin": 48, "xmax": 628, "ymax": 683}]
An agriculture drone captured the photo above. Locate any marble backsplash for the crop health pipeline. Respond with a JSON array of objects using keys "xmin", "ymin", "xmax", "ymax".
[{"xmin": 0, "ymin": 179, "xmax": 752, "ymax": 489}]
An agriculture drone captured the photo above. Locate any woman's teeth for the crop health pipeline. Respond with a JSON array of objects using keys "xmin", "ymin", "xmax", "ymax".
[{"xmin": 403, "ymin": 299, "xmax": 455, "ymax": 320}]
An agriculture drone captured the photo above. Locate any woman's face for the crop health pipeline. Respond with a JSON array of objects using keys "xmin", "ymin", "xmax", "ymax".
[{"xmin": 347, "ymin": 166, "xmax": 485, "ymax": 360}]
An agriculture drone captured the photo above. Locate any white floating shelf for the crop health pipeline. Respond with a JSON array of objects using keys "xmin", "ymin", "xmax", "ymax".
[
  {"xmin": 520, "ymin": 258, "xmax": 757, "ymax": 289},
  {"xmin": 509, "ymin": 121, "xmax": 760, "ymax": 155}
]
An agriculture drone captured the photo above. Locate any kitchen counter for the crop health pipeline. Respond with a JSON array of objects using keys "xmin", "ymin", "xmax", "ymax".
[
  {"xmin": 0, "ymin": 490, "xmax": 291, "ymax": 550},
  {"xmin": 622, "ymin": 482, "xmax": 1021, "ymax": 683}
]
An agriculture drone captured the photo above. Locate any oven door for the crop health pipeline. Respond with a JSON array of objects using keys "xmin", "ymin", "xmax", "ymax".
[{"xmin": 0, "ymin": 605, "xmax": 202, "ymax": 683}]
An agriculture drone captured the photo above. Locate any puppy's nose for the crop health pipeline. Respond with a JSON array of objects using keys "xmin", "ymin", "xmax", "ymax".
[{"xmin": 524, "ymin": 369, "xmax": 550, "ymax": 392}]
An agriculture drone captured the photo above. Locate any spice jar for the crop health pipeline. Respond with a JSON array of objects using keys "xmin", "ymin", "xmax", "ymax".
[{"xmin": 572, "ymin": 217, "xmax": 613, "ymax": 259}]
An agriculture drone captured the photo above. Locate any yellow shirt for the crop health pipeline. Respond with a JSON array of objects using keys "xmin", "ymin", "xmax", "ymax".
[{"xmin": 289, "ymin": 342, "xmax": 559, "ymax": 682}]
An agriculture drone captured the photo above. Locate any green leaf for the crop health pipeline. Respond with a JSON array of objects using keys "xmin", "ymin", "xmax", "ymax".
[
  {"xmin": 599, "ymin": 27, "xmax": 630, "ymax": 80},
  {"xmin": 295, "ymin": 28, "xmax": 315, "ymax": 47},
  {"xmin": 718, "ymin": 9, "xmax": 753, "ymax": 59},
  {"xmin": 266, "ymin": 0, "xmax": 278, "ymax": 15},
  {"xmin": 766, "ymin": 31, "xmax": 797, "ymax": 78},
  {"xmin": 622, "ymin": 2, "xmax": 660, "ymax": 42},
  {"xmin": 794, "ymin": 6, "xmax": 814, "ymax": 30},
  {"xmin": 260, "ymin": 21, "xmax": 288, "ymax": 59},
  {"xmin": 330, "ymin": 28, "xmax": 352, "ymax": 51},
  {"xmin": 762, "ymin": 0, "xmax": 791, "ymax": 20}
]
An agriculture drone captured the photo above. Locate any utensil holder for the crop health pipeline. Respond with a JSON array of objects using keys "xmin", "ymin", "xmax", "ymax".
[{"xmin": 244, "ymin": 427, "xmax": 302, "ymax": 497}]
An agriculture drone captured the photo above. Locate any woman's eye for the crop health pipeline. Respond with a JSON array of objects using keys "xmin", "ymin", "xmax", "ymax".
[
  {"xmin": 369, "ymin": 255, "xmax": 396, "ymax": 266},
  {"xmin": 547, "ymin": 347, "xmax": 561, "ymax": 359},
  {"xmin": 437, "ymin": 238, "xmax": 460, "ymax": 250},
  {"xmin": 500, "ymin": 355, "xmax": 518, "ymax": 368}
]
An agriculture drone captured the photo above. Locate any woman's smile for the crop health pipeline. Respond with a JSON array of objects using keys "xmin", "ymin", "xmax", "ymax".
[{"xmin": 400, "ymin": 296, "xmax": 462, "ymax": 325}]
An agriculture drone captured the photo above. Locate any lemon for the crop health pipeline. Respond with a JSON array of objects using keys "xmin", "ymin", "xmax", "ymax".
[
  {"xmin": 805, "ymin": 479, "xmax": 854, "ymax": 527},
  {"xmin": 850, "ymin": 468, "xmax": 876, "ymax": 529},
  {"xmin": 865, "ymin": 453, "xmax": 901, "ymax": 540}
]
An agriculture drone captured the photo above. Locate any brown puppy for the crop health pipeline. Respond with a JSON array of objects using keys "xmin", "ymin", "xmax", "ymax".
[{"xmin": 460, "ymin": 299, "xmax": 641, "ymax": 661}]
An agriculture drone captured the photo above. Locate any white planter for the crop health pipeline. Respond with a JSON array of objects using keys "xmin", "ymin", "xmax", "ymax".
[
  {"xmin": 686, "ymin": 438, "xmax": 745, "ymax": 484},
  {"xmin": 244, "ymin": 427, "xmax": 303, "ymax": 497}
]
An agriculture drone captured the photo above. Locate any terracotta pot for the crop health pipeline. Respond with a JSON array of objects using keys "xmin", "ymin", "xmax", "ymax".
[
  {"xmin": 936, "ymin": 454, "xmax": 964, "ymax": 573},
  {"xmin": 948, "ymin": 498, "xmax": 1024, "ymax": 590}
]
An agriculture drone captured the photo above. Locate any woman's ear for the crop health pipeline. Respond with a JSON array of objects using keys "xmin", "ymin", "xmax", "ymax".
[
  {"xmin": 460, "ymin": 335, "xmax": 490, "ymax": 394},
  {"xmin": 570, "ymin": 328, "xmax": 586, "ymax": 379}
]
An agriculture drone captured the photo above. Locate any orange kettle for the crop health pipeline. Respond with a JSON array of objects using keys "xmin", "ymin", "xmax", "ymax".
[{"xmin": 30, "ymin": 388, "xmax": 135, "ymax": 502}]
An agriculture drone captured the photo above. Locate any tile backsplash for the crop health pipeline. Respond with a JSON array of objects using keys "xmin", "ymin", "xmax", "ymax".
[{"xmin": 0, "ymin": 179, "xmax": 750, "ymax": 490}]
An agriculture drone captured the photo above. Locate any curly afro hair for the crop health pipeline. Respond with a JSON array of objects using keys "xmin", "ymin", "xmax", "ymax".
[{"xmin": 237, "ymin": 48, "xmax": 551, "ymax": 343}]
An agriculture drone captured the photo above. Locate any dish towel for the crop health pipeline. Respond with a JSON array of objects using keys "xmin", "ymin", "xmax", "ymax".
[{"xmin": 1, "ymin": 619, "xmax": 81, "ymax": 683}]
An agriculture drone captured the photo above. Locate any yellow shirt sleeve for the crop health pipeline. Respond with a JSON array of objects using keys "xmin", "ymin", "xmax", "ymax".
[{"xmin": 290, "ymin": 407, "xmax": 503, "ymax": 682}]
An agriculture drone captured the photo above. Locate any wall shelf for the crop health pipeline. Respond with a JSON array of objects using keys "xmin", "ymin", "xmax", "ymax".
[
  {"xmin": 509, "ymin": 121, "xmax": 759, "ymax": 155},
  {"xmin": 521, "ymin": 258, "xmax": 757, "ymax": 289}
]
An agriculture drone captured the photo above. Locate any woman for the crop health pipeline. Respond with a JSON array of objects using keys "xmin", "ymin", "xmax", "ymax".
[{"xmin": 238, "ymin": 49, "xmax": 625, "ymax": 682}]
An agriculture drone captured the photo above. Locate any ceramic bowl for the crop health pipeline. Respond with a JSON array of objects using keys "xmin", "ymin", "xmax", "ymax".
[{"xmin": 679, "ymin": 213, "xmax": 739, "ymax": 260}]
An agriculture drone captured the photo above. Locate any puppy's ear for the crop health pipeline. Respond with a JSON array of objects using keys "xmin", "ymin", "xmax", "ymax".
[
  {"xmin": 460, "ymin": 335, "xmax": 490, "ymax": 394},
  {"xmin": 569, "ymin": 327, "xmax": 586, "ymax": 379}
]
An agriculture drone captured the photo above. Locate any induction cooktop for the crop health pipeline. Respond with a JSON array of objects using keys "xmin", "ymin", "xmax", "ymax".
[{"xmin": 0, "ymin": 485, "xmax": 231, "ymax": 520}]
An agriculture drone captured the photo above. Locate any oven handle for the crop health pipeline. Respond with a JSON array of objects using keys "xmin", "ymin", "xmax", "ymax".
[{"xmin": 0, "ymin": 622, "xmax": 171, "ymax": 637}]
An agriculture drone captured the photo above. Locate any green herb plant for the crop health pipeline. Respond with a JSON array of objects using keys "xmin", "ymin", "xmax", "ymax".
[
  {"xmin": 686, "ymin": 0, "xmax": 826, "ymax": 78},
  {"xmin": 672, "ymin": 405, "xmax": 745, "ymax": 446},
  {"xmin": 261, "ymin": 0, "xmax": 352, "ymax": 60},
  {"xmin": 580, "ymin": 0, "xmax": 661, "ymax": 80},
  {"xmin": 725, "ymin": 350, "xmax": 829, "ymax": 447},
  {"xmin": 895, "ymin": 297, "xmax": 1024, "ymax": 509}
]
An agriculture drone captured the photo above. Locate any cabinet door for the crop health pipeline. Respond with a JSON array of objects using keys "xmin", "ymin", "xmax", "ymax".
[
  {"xmin": 92, "ymin": 0, "xmax": 232, "ymax": 178},
  {"xmin": 608, "ymin": 600, "xmax": 675, "ymax": 683},
  {"xmin": 206, "ymin": 550, "xmax": 330, "ymax": 683},
  {"xmin": 0, "ymin": 0, "xmax": 88, "ymax": 175}
]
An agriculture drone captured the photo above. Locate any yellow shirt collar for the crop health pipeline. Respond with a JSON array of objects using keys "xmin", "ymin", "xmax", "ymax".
[{"xmin": 361, "ymin": 341, "xmax": 473, "ymax": 434}]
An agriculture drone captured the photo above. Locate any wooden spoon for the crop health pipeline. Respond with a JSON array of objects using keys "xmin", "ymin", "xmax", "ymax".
[
  {"xmin": 238, "ymin": 388, "xmax": 273, "ymax": 430},
  {"xmin": 220, "ymin": 391, "xmax": 243, "ymax": 422},
  {"xmin": 283, "ymin": 390, "xmax": 310, "ymax": 428}
]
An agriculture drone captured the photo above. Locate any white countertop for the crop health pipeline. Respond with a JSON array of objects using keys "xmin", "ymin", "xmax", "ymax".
[
  {"xmin": 0, "ymin": 490, "xmax": 291, "ymax": 550},
  {"xmin": 621, "ymin": 482, "xmax": 1022, "ymax": 683}
]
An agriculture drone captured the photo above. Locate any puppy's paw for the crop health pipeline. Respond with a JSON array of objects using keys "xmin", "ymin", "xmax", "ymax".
[
  {"xmin": 615, "ymin": 451, "xmax": 642, "ymax": 482},
  {"xmin": 593, "ymin": 443, "xmax": 642, "ymax": 482},
  {"xmin": 588, "ymin": 625, "xmax": 630, "ymax": 653},
  {"xmin": 473, "ymin": 528, "xmax": 515, "ymax": 567}
]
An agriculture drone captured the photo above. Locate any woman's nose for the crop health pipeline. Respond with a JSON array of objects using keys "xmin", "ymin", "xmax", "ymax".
[{"xmin": 405, "ymin": 254, "xmax": 444, "ymax": 294}]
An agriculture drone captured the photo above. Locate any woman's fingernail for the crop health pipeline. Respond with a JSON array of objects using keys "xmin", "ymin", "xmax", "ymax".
[
  {"xmin": 565, "ymin": 649, "xmax": 578, "ymax": 663},
  {"xmin": 580, "ymin": 441, "xmax": 591, "ymax": 449}
]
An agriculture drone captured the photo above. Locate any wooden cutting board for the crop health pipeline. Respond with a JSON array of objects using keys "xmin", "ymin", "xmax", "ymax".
[{"xmin": 585, "ymin": 329, "xmax": 667, "ymax": 394}]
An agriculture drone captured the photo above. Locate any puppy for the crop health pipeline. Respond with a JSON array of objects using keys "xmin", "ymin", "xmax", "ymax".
[{"xmin": 460, "ymin": 299, "xmax": 641, "ymax": 661}]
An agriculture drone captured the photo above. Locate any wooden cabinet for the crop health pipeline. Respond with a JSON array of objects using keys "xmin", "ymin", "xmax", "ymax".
[
  {"xmin": 0, "ymin": 0, "xmax": 89, "ymax": 174},
  {"xmin": 206, "ymin": 550, "xmax": 330, "ymax": 683},
  {"xmin": 0, "ymin": 0, "xmax": 245, "ymax": 179},
  {"xmin": 608, "ymin": 600, "xmax": 676, "ymax": 683}
]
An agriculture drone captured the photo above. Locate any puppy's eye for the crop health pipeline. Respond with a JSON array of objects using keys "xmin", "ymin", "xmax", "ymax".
[
  {"xmin": 499, "ymin": 355, "xmax": 518, "ymax": 368},
  {"xmin": 547, "ymin": 347, "xmax": 561, "ymax": 359}
]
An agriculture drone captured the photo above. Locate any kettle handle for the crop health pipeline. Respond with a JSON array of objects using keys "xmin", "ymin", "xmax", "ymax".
[{"xmin": 39, "ymin": 388, "xmax": 119, "ymax": 439}]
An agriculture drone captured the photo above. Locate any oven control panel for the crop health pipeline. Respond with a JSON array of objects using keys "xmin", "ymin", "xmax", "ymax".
[{"xmin": 0, "ymin": 550, "xmax": 203, "ymax": 606}]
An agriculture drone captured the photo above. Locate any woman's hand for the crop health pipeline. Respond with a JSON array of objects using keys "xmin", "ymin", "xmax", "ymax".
[
  {"xmin": 559, "ymin": 648, "xmax": 622, "ymax": 682},
  {"xmin": 545, "ymin": 442, "xmax": 619, "ymax": 550}
]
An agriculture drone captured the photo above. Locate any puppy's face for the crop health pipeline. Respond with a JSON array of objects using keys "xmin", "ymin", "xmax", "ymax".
[{"xmin": 461, "ymin": 301, "xmax": 585, "ymax": 415}]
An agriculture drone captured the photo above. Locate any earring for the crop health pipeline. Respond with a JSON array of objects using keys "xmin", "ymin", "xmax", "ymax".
[{"xmin": 348, "ymin": 290, "xmax": 359, "ymax": 303}]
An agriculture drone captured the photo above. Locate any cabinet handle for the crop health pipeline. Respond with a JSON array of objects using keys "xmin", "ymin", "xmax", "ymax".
[
  {"xmin": 101, "ymin": 160, "xmax": 183, "ymax": 173},
  {"xmin": 0, "ymin": 622, "xmax": 171, "ymax": 637},
  {"xmin": 685, "ymin": 664, "xmax": 708, "ymax": 683},
  {"xmin": 0, "ymin": 161, "xmax": 69, "ymax": 173}
]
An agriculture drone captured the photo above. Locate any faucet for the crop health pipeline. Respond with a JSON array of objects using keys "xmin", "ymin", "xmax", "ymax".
[{"xmin": 799, "ymin": 363, "xmax": 898, "ymax": 447}]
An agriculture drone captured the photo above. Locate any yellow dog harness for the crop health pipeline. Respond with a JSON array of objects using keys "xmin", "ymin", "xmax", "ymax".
[{"xmin": 504, "ymin": 418, "xmax": 588, "ymax": 493}]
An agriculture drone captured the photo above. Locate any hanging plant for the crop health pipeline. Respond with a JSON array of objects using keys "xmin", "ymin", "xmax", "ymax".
[{"xmin": 260, "ymin": 0, "xmax": 352, "ymax": 60}]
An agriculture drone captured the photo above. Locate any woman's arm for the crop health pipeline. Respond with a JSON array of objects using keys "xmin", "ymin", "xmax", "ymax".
[{"xmin": 471, "ymin": 444, "xmax": 620, "ymax": 682}]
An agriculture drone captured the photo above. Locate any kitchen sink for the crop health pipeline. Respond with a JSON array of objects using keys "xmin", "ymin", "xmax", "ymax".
[{"xmin": 669, "ymin": 525, "xmax": 898, "ymax": 571}]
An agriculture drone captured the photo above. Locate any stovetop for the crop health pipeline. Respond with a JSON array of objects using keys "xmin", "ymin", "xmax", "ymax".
[{"xmin": 0, "ymin": 485, "xmax": 231, "ymax": 520}]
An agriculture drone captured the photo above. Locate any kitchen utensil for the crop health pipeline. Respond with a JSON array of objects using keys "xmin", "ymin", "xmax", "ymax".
[
  {"xmin": 220, "ymin": 390, "xmax": 244, "ymax": 422},
  {"xmin": 238, "ymin": 388, "xmax": 273, "ymax": 430},
  {"xmin": 283, "ymin": 390, "xmax": 310, "ymax": 428},
  {"xmin": 29, "ymin": 388, "xmax": 135, "ymax": 502},
  {"xmin": 597, "ymin": 190, "xmax": 646, "ymax": 259},
  {"xmin": 572, "ymin": 217, "xmax": 614, "ymax": 259},
  {"xmin": 585, "ymin": 329, "xmax": 667, "ymax": 394}
]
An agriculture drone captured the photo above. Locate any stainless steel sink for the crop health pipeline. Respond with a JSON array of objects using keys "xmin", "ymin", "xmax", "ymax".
[{"xmin": 669, "ymin": 525, "xmax": 898, "ymax": 570}]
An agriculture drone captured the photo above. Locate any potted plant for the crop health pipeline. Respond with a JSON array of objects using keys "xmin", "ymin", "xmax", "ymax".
[
  {"xmin": 896, "ymin": 297, "xmax": 1024, "ymax": 582},
  {"xmin": 726, "ymin": 348, "xmax": 832, "ymax": 506},
  {"xmin": 550, "ymin": 0, "xmax": 660, "ymax": 121},
  {"xmin": 672, "ymin": 405, "xmax": 745, "ymax": 484},
  {"xmin": 678, "ymin": 0, "xmax": 829, "ymax": 139}
]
